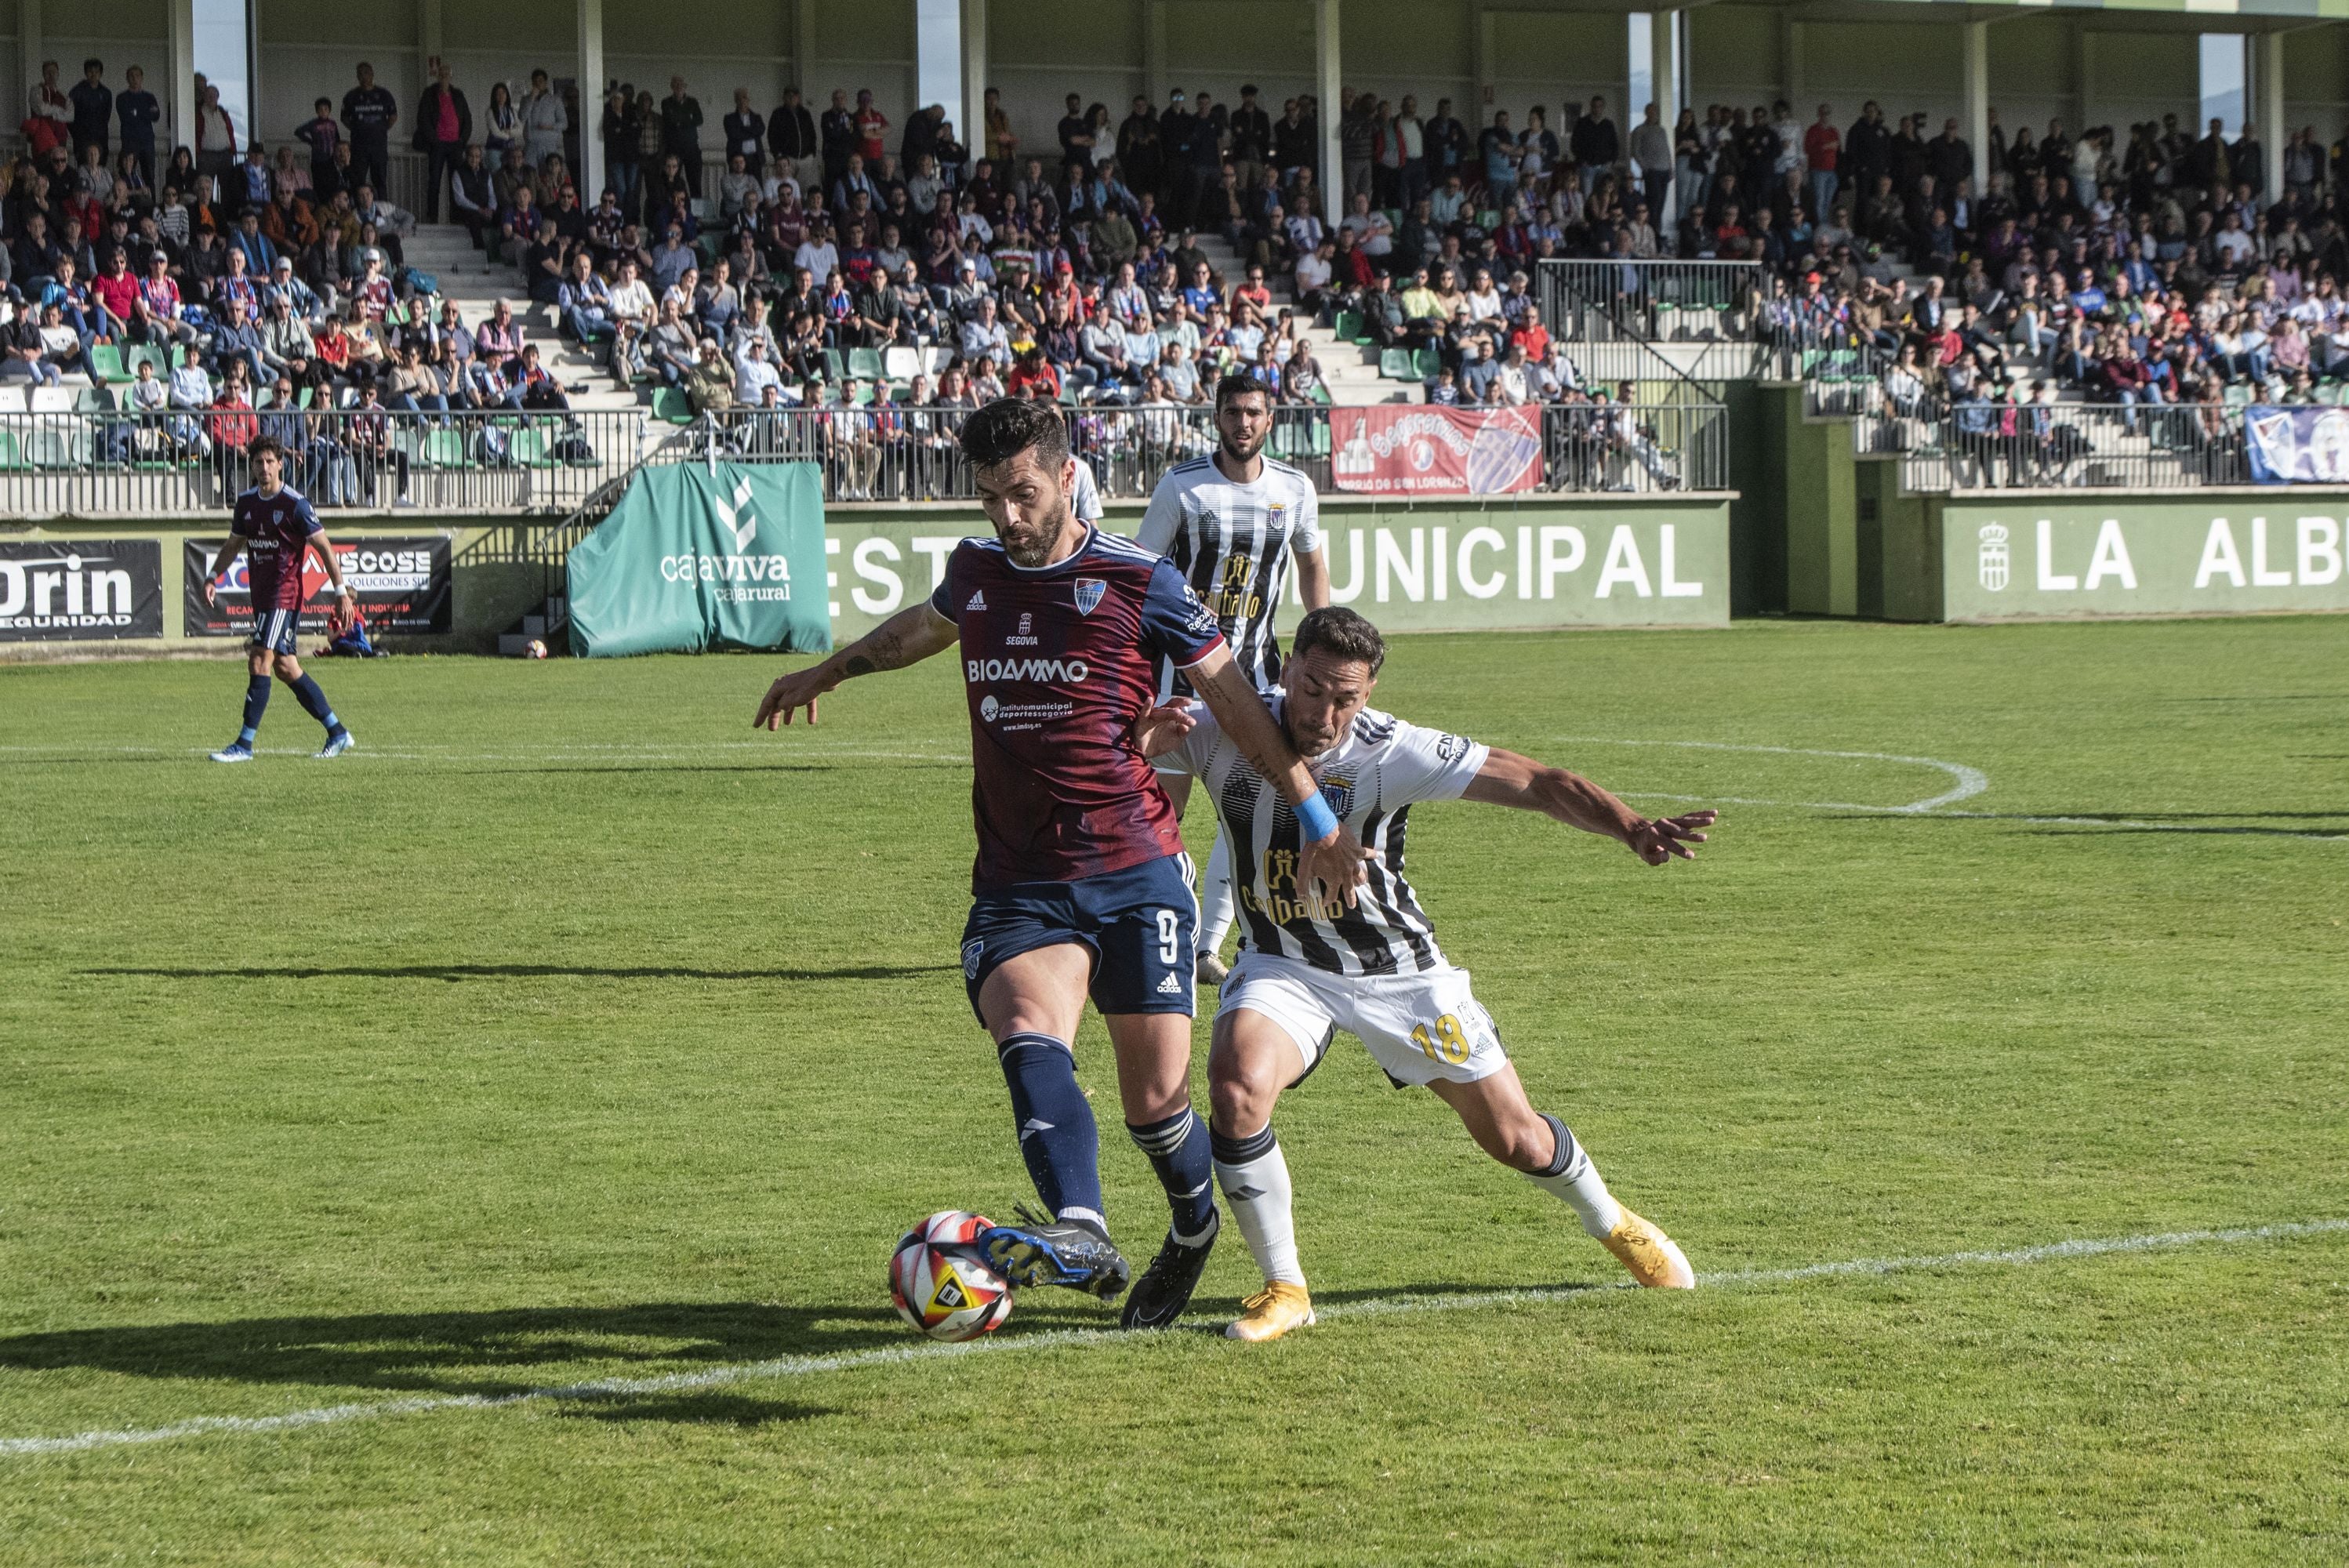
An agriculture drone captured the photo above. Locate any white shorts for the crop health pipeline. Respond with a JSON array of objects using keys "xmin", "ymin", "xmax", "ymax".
[{"xmin": 1216, "ymin": 949, "xmax": 1510, "ymax": 1088}]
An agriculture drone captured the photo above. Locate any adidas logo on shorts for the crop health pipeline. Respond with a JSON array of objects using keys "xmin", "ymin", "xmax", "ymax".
[
  {"xmin": 966, "ymin": 590, "xmax": 987, "ymax": 611},
  {"xmin": 1156, "ymin": 971, "xmax": 1183, "ymax": 995}
]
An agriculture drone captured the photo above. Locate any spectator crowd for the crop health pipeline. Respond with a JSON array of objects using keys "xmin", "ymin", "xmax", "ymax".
[{"xmin": 13, "ymin": 45, "xmax": 2344, "ymax": 495}]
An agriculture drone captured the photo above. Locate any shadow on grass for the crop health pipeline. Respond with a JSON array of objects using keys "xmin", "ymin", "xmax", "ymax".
[
  {"xmin": 0, "ymin": 1301, "xmax": 917, "ymax": 1400},
  {"xmin": 78, "ymin": 963, "xmax": 954, "ymax": 983},
  {"xmin": 557, "ymin": 1392, "xmax": 833, "ymax": 1428}
]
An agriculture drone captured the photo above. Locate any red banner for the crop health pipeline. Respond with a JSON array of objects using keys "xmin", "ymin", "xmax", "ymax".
[{"xmin": 1329, "ymin": 405, "xmax": 1543, "ymax": 495}]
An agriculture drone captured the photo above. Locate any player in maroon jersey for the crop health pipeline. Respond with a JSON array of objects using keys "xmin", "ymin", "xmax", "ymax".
[
  {"xmin": 199, "ymin": 436, "xmax": 358, "ymax": 763},
  {"xmin": 753, "ymin": 399, "xmax": 1370, "ymax": 1328}
]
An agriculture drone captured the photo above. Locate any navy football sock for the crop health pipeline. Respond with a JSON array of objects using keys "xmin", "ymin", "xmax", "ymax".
[
  {"xmin": 997, "ymin": 1033, "xmax": 1106, "ymax": 1231},
  {"xmin": 1129, "ymin": 1105, "xmax": 1218, "ymax": 1243},
  {"xmin": 284, "ymin": 672, "xmax": 342, "ymax": 734},
  {"xmin": 238, "ymin": 673, "xmax": 270, "ymax": 744}
]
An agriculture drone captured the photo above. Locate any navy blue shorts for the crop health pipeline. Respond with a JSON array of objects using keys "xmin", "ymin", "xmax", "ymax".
[
  {"xmin": 249, "ymin": 607, "xmax": 301, "ymax": 655},
  {"xmin": 961, "ymin": 854, "xmax": 1198, "ymax": 1025}
]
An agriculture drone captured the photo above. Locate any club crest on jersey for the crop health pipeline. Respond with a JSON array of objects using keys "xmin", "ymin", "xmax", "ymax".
[
  {"xmin": 1318, "ymin": 775, "xmax": 1355, "ymax": 819},
  {"xmin": 1073, "ymin": 578, "xmax": 1107, "ymax": 615},
  {"xmin": 1267, "ymin": 503, "xmax": 1287, "ymax": 530}
]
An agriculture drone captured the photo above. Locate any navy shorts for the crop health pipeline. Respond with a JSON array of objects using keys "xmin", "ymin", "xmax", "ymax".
[
  {"xmin": 249, "ymin": 607, "xmax": 301, "ymax": 655},
  {"xmin": 961, "ymin": 854, "xmax": 1198, "ymax": 1025}
]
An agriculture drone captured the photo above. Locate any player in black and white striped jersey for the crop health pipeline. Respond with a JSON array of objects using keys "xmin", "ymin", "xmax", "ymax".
[
  {"xmin": 1136, "ymin": 376, "xmax": 1330, "ymax": 983},
  {"xmin": 1131, "ymin": 607, "xmax": 1714, "ymax": 1341}
]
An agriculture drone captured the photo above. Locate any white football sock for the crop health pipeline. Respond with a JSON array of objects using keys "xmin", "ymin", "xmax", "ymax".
[
  {"xmin": 1212, "ymin": 1124, "xmax": 1305, "ymax": 1286},
  {"xmin": 1523, "ymin": 1113, "xmax": 1621, "ymax": 1240},
  {"xmin": 1196, "ymin": 831, "xmax": 1238, "ymax": 959}
]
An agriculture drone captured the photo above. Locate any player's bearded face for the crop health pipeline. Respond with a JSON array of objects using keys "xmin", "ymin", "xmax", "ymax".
[
  {"xmin": 1218, "ymin": 397, "xmax": 1271, "ymax": 463},
  {"xmin": 975, "ymin": 450, "xmax": 1076, "ymax": 568},
  {"xmin": 1281, "ymin": 652, "xmax": 1376, "ymax": 756}
]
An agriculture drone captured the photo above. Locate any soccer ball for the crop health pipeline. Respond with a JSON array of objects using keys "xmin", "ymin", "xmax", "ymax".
[
  {"xmin": 525, "ymin": 638, "xmax": 548, "ymax": 659},
  {"xmin": 890, "ymin": 1210, "xmax": 1015, "ymax": 1342}
]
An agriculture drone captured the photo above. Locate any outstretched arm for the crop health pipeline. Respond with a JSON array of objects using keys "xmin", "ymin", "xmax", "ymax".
[
  {"xmin": 1461, "ymin": 747, "xmax": 1715, "ymax": 866},
  {"xmin": 1185, "ymin": 645, "xmax": 1375, "ymax": 906},
  {"xmin": 753, "ymin": 601, "xmax": 959, "ymax": 729}
]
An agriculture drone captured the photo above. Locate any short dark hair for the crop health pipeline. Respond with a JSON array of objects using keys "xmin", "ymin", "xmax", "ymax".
[
  {"xmin": 1213, "ymin": 373, "xmax": 1268, "ymax": 412},
  {"xmin": 248, "ymin": 434, "xmax": 285, "ymax": 464},
  {"xmin": 1291, "ymin": 607, "xmax": 1386, "ymax": 676},
  {"xmin": 959, "ymin": 396, "xmax": 1069, "ymax": 470}
]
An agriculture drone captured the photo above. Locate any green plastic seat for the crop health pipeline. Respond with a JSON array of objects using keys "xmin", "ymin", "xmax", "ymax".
[
  {"xmin": 509, "ymin": 424, "xmax": 558, "ymax": 466},
  {"xmin": 422, "ymin": 428, "xmax": 470, "ymax": 467},
  {"xmin": 823, "ymin": 348, "xmax": 846, "ymax": 381},
  {"xmin": 125, "ymin": 344, "xmax": 171, "ymax": 379},
  {"xmin": 0, "ymin": 429, "xmax": 28, "ymax": 470},
  {"xmin": 1333, "ymin": 310, "xmax": 1362, "ymax": 342},
  {"xmin": 89, "ymin": 343, "xmax": 129, "ymax": 383},
  {"xmin": 848, "ymin": 347, "xmax": 884, "ymax": 381},
  {"xmin": 651, "ymin": 386, "xmax": 695, "ymax": 425},
  {"xmin": 1413, "ymin": 347, "xmax": 1443, "ymax": 379},
  {"xmin": 1378, "ymin": 347, "xmax": 1412, "ymax": 379}
]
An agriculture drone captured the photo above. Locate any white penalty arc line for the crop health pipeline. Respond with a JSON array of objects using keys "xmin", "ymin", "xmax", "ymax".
[
  {"xmin": 1545, "ymin": 737, "xmax": 1991, "ymax": 815},
  {"xmin": 4, "ymin": 1217, "xmax": 2343, "ymax": 1461},
  {"xmin": 1556, "ymin": 738, "xmax": 2349, "ymax": 841}
]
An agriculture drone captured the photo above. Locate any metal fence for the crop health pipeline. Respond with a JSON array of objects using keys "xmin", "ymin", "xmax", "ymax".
[
  {"xmin": 1816, "ymin": 395, "xmax": 2249, "ymax": 491},
  {"xmin": 1538, "ymin": 260, "xmax": 1766, "ymax": 343},
  {"xmin": 0, "ymin": 408, "xmax": 650, "ymax": 519},
  {"xmin": 660, "ymin": 401, "xmax": 1729, "ymax": 499}
]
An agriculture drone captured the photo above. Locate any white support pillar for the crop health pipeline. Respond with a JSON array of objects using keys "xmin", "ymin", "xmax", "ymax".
[
  {"xmin": 1315, "ymin": 0, "xmax": 1342, "ymax": 216},
  {"xmin": 1964, "ymin": 18, "xmax": 1989, "ymax": 194},
  {"xmin": 167, "ymin": 0, "xmax": 196, "ymax": 154},
  {"xmin": 20, "ymin": 0, "xmax": 40, "ymax": 131},
  {"xmin": 578, "ymin": 0, "xmax": 604, "ymax": 201},
  {"xmin": 790, "ymin": 0, "xmax": 813, "ymax": 96},
  {"xmin": 1650, "ymin": 9, "xmax": 1679, "ymax": 224},
  {"xmin": 960, "ymin": 0, "xmax": 986, "ymax": 147},
  {"xmin": 2258, "ymin": 29, "xmax": 2286, "ymax": 201}
]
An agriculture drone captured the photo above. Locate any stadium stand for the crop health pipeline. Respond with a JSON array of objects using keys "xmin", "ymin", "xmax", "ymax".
[{"xmin": 7, "ymin": 10, "xmax": 2349, "ymax": 507}]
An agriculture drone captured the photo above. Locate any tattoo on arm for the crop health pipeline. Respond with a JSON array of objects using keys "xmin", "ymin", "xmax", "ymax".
[{"xmin": 841, "ymin": 655, "xmax": 877, "ymax": 677}]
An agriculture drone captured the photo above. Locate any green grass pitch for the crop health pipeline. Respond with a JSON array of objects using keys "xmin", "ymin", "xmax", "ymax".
[{"xmin": 2, "ymin": 616, "xmax": 2345, "ymax": 1564}]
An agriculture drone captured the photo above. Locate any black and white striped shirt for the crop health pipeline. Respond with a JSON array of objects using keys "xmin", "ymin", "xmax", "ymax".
[
  {"xmin": 1136, "ymin": 454, "xmax": 1323, "ymax": 694},
  {"xmin": 1167, "ymin": 698, "xmax": 1489, "ymax": 976}
]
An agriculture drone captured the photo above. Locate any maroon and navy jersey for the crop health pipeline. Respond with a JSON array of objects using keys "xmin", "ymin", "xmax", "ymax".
[
  {"xmin": 231, "ymin": 485, "xmax": 324, "ymax": 612},
  {"xmin": 929, "ymin": 524, "xmax": 1225, "ymax": 891}
]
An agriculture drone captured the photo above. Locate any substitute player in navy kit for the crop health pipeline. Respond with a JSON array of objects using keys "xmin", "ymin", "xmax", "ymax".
[
  {"xmin": 201, "ymin": 435, "xmax": 358, "ymax": 763},
  {"xmin": 753, "ymin": 399, "xmax": 1371, "ymax": 1330}
]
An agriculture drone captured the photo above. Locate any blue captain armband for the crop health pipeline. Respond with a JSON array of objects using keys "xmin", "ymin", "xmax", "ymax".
[{"xmin": 1295, "ymin": 789, "xmax": 1340, "ymax": 844}]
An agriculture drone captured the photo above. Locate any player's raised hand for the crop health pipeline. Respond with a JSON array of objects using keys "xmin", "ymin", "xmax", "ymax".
[
  {"xmin": 753, "ymin": 665, "xmax": 837, "ymax": 729},
  {"xmin": 1298, "ymin": 823, "xmax": 1380, "ymax": 910},
  {"xmin": 1625, "ymin": 810, "xmax": 1716, "ymax": 866},
  {"xmin": 1127, "ymin": 699, "xmax": 1199, "ymax": 757}
]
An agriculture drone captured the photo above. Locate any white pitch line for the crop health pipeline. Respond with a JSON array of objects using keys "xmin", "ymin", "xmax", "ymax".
[
  {"xmin": 1544, "ymin": 737, "xmax": 1990, "ymax": 815},
  {"xmin": 5, "ymin": 1217, "xmax": 2342, "ymax": 1461}
]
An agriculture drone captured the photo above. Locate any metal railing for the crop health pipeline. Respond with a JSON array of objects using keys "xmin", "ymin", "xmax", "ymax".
[
  {"xmin": 0, "ymin": 408, "xmax": 650, "ymax": 519},
  {"xmin": 1829, "ymin": 400, "xmax": 2246, "ymax": 491},
  {"xmin": 659, "ymin": 401, "xmax": 1729, "ymax": 501},
  {"xmin": 1538, "ymin": 260, "xmax": 1766, "ymax": 345}
]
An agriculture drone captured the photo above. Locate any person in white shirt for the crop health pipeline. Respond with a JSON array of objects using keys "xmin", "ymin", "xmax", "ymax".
[
  {"xmin": 793, "ymin": 223, "xmax": 840, "ymax": 284},
  {"xmin": 735, "ymin": 336, "xmax": 783, "ymax": 403},
  {"xmin": 1135, "ymin": 373, "xmax": 1331, "ymax": 981},
  {"xmin": 1129, "ymin": 605, "xmax": 1707, "ymax": 1340}
]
